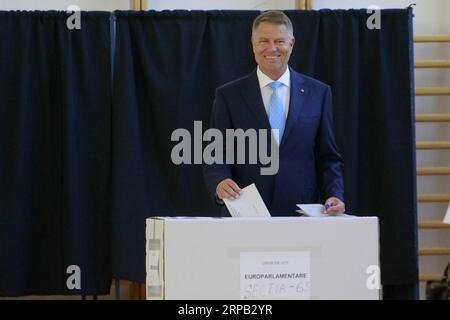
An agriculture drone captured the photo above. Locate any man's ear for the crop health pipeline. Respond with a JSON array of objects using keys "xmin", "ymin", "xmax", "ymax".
[{"xmin": 290, "ymin": 37, "xmax": 295, "ymax": 48}]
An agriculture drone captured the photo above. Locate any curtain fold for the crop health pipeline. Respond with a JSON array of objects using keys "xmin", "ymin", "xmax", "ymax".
[{"xmin": 0, "ymin": 11, "xmax": 112, "ymax": 295}]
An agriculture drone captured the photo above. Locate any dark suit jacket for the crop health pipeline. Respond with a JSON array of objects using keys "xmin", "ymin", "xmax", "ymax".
[{"xmin": 203, "ymin": 68, "xmax": 344, "ymax": 216}]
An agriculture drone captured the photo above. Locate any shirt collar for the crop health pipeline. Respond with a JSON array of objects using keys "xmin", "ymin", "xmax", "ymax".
[{"xmin": 257, "ymin": 66, "xmax": 291, "ymax": 89}]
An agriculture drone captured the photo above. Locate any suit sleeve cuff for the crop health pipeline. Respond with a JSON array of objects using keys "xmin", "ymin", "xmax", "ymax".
[{"xmin": 215, "ymin": 193, "xmax": 224, "ymax": 205}]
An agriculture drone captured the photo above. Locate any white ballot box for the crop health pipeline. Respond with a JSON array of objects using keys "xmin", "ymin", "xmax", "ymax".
[{"xmin": 146, "ymin": 216, "xmax": 380, "ymax": 300}]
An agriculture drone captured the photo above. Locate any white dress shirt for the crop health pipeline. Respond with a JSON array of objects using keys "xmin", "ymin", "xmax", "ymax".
[{"xmin": 256, "ymin": 66, "xmax": 290, "ymax": 120}]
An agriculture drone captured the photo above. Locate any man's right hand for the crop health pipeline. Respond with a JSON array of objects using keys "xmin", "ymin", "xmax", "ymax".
[{"xmin": 216, "ymin": 179, "xmax": 242, "ymax": 200}]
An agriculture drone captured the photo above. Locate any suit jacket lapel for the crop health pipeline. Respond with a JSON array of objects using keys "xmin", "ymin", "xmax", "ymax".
[
  {"xmin": 240, "ymin": 70, "xmax": 271, "ymax": 131},
  {"xmin": 280, "ymin": 70, "xmax": 309, "ymax": 149}
]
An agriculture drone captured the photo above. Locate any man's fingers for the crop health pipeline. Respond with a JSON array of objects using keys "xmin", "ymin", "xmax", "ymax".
[
  {"xmin": 325, "ymin": 199, "xmax": 338, "ymax": 207},
  {"xmin": 326, "ymin": 205, "xmax": 342, "ymax": 215},
  {"xmin": 223, "ymin": 183, "xmax": 240, "ymax": 199},
  {"xmin": 217, "ymin": 179, "xmax": 241, "ymax": 200},
  {"xmin": 324, "ymin": 197, "xmax": 345, "ymax": 215},
  {"xmin": 217, "ymin": 186, "xmax": 229, "ymax": 199},
  {"xmin": 217, "ymin": 185, "xmax": 235, "ymax": 200},
  {"xmin": 228, "ymin": 181, "xmax": 242, "ymax": 194}
]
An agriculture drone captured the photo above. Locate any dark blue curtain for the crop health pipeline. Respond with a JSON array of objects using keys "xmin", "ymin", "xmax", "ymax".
[
  {"xmin": 112, "ymin": 9, "xmax": 418, "ymax": 298},
  {"xmin": 0, "ymin": 11, "xmax": 112, "ymax": 296}
]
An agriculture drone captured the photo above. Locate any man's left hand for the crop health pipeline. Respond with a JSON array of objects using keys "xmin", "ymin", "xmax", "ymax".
[{"xmin": 324, "ymin": 197, "xmax": 345, "ymax": 215}]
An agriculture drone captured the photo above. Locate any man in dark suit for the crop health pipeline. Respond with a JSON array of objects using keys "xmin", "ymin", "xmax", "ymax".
[{"xmin": 203, "ymin": 10, "xmax": 345, "ymax": 216}]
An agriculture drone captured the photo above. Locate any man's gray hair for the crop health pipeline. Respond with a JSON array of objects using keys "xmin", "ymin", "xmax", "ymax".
[{"xmin": 252, "ymin": 10, "xmax": 294, "ymax": 37}]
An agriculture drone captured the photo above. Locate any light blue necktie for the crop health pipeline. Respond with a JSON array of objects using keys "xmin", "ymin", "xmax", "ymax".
[{"xmin": 268, "ymin": 81, "xmax": 285, "ymax": 144}]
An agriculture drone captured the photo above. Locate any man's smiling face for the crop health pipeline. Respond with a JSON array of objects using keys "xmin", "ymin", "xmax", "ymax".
[{"xmin": 251, "ymin": 21, "xmax": 295, "ymax": 80}]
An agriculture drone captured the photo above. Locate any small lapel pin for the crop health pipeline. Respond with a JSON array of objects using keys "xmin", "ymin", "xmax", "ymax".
[{"xmin": 300, "ymin": 88, "xmax": 305, "ymax": 93}]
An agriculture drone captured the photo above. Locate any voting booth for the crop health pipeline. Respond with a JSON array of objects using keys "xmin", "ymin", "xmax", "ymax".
[{"xmin": 146, "ymin": 216, "xmax": 380, "ymax": 300}]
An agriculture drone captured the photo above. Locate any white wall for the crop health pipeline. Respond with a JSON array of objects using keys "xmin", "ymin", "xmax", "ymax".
[
  {"xmin": 147, "ymin": 0, "xmax": 295, "ymax": 10},
  {"xmin": 0, "ymin": 0, "xmax": 130, "ymax": 10},
  {"xmin": 0, "ymin": 0, "xmax": 297, "ymax": 11}
]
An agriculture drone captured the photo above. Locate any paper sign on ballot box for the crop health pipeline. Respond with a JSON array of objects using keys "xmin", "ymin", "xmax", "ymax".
[{"xmin": 240, "ymin": 251, "xmax": 310, "ymax": 300}]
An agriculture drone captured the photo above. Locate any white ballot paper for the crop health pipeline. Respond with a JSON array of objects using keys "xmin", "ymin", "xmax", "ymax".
[
  {"xmin": 296, "ymin": 204, "xmax": 350, "ymax": 217},
  {"xmin": 444, "ymin": 202, "xmax": 450, "ymax": 224},
  {"xmin": 224, "ymin": 184, "xmax": 271, "ymax": 217}
]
